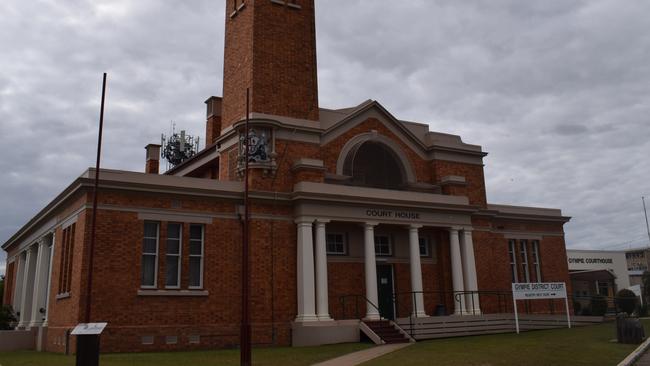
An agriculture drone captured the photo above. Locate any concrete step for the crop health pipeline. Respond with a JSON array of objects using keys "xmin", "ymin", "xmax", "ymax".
[
  {"xmin": 394, "ymin": 314, "xmax": 603, "ymax": 341},
  {"xmin": 363, "ymin": 320, "xmax": 410, "ymax": 344}
]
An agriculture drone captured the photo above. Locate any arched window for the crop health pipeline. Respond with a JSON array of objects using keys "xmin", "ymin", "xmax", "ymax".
[{"xmin": 342, "ymin": 141, "xmax": 406, "ymax": 190}]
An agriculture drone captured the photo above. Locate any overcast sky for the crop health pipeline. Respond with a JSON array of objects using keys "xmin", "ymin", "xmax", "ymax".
[{"xmin": 1, "ymin": 0, "xmax": 649, "ymax": 275}]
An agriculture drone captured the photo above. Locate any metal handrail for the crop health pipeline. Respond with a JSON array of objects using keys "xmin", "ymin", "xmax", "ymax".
[
  {"xmin": 339, "ymin": 294, "xmax": 384, "ymax": 320},
  {"xmin": 338, "ymin": 291, "xmax": 637, "ymax": 339},
  {"xmin": 392, "ymin": 290, "xmax": 515, "ymax": 338}
]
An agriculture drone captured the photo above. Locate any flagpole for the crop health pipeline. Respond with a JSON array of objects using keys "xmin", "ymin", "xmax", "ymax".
[
  {"xmin": 241, "ymin": 88, "xmax": 252, "ymax": 366},
  {"xmin": 641, "ymin": 196, "xmax": 650, "ymax": 246},
  {"xmin": 85, "ymin": 72, "xmax": 107, "ymax": 323}
]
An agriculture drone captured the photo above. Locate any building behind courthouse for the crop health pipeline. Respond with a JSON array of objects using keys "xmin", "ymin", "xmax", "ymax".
[{"xmin": 2, "ymin": 0, "xmax": 572, "ymax": 352}]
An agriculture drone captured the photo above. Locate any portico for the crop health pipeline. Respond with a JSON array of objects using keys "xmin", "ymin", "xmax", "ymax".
[
  {"xmin": 293, "ymin": 182, "xmax": 482, "ymax": 323},
  {"xmin": 10, "ymin": 233, "xmax": 54, "ymax": 331}
]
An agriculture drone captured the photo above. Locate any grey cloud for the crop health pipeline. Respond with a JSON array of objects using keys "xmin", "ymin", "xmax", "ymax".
[{"xmin": 1, "ymin": 0, "xmax": 650, "ymax": 274}]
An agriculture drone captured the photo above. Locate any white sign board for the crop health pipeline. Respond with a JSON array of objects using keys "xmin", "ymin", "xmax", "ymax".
[
  {"xmin": 512, "ymin": 282, "xmax": 568, "ymax": 300},
  {"xmin": 71, "ymin": 322, "xmax": 108, "ymax": 336},
  {"xmin": 511, "ymin": 282, "xmax": 570, "ymax": 334}
]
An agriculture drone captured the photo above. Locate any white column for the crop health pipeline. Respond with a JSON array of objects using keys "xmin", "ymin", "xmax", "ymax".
[
  {"xmin": 461, "ymin": 229, "xmax": 481, "ymax": 314},
  {"xmin": 408, "ymin": 225, "xmax": 427, "ymax": 317},
  {"xmin": 314, "ymin": 220, "xmax": 332, "ymax": 321},
  {"xmin": 449, "ymin": 228, "xmax": 465, "ymax": 315},
  {"xmin": 43, "ymin": 234, "xmax": 55, "ymax": 327},
  {"xmin": 18, "ymin": 245, "xmax": 37, "ymax": 328},
  {"xmin": 364, "ymin": 223, "xmax": 380, "ymax": 320},
  {"xmin": 295, "ymin": 220, "xmax": 318, "ymax": 322},
  {"xmin": 30, "ymin": 238, "xmax": 51, "ymax": 327},
  {"xmin": 12, "ymin": 252, "xmax": 26, "ymax": 316}
]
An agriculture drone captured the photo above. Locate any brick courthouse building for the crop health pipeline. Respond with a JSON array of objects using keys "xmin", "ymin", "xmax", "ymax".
[{"xmin": 2, "ymin": 0, "xmax": 572, "ymax": 352}]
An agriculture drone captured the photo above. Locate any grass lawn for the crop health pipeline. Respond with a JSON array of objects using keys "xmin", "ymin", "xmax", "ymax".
[
  {"xmin": 363, "ymin": 320, "xmax": 649, "ymax": 366},
  {"xmin": 0, "ymin": 343, "xmax": 372, "ymax": 366}
]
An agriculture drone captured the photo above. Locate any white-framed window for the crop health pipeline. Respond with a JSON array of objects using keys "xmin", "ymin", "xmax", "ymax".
[
  {"xmin": 519, "ymin": 239, "xmax": 530, "ymax": 283},
  {"xmin": 189, "ymin": 224, "xmax": 204, "ymax": 289},
  {"xmin": 141, "ymin": 222, "xmax": 159, "ymax": 288},
  {"xmin": 58, "ymin": 222, "xmax": 76, "ymax": 294},
  {"xmin": 326, "ymin": 233, "xmax": 347, "ymax": 255},
  {"xmin": 508, "ymin": 239, "xmax": 518, "ymax": 283},
  {"xmin": 419, "ymin": 237, "xmax": 430, "ymax": 257},
  {"xmin": 531, "ymin": 240, "xmax": 541, "ymax": 282},
  {"xmin": 374, "ymin": 235, "xmax": 392, "ymax": 256},
  {"xmin": 165, "ymin": 223, "xmax": 182, "ymax": 288}
]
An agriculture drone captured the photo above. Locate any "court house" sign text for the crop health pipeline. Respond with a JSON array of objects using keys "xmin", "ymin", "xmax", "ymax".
[{"xmin": 365, "ymin": 209, "xmax": 421, "ymax": 220}]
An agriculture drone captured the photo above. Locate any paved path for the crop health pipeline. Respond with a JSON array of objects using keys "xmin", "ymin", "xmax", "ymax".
[
  {"xmin": 636, "ymin": 351, "xmax": 650, "ymax": 366},
  {"xmin": 312, "ymin": 343, "xmax": 412, "ymax": 366}
]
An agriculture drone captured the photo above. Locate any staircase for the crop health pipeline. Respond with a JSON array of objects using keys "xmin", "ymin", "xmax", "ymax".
[
  {"xmin": 363, "ymin": 320, "xmax": 411, "ymax": 344},
  {"xmin": 396, "ymin": 314, "xmax": 604, "ymax": 340}
]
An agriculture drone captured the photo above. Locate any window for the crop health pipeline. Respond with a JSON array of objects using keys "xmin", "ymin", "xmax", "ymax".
[
  {"xmin": 374, "ymin": 235, "xmax": 392, "ymax": 256},
  {"xmin": 189, "ymin": 225, "xmax": 204, "ymax": 288},
  {"xmin": 166, "ymin": 223, "xmax": 182, "ymax": 288},
  {"xmin": 326, "ymin": 233, "xmax": 347, "ymax": 255},
  {"xmin": 419, "ymin": 237, "xmax": 430, "ymax": 257},
  {"xmin": 531, "ymin": 240, "xmax": 541, "ymax": 282},
  {"xmin": 508, "ymin": 240, "xmax": 518, "ymax": 283},
  {"xmin": 343, "ymin": 142, "xmax": 406, "ymax": 190},
  {"xmin": 519, "ymin": 240, "xmax": 530, "ymax": 282},
  {"xmin": 141, "ymin": 222, "xmax": 159, "ymax": 288},
  {"xmin": 58, "ymin": 223, "xmax": 76, "ymax": 294}
]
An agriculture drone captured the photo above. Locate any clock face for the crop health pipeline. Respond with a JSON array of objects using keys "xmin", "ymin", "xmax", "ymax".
[{"xmin": 240, "ymin": 128, "xmax": 269, "ymax": 163}]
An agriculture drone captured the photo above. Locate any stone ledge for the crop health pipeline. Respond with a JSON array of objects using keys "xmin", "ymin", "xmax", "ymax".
[
  {"xmin": 270, "ymin": 0, "xmax": 301, "ymax": 9},
  {"xmin": 137, "ymin": 290, "xmax": 209, "ymax": 297},
  {"xmin": 440, "ymin": 175, "xmax": 467, "ymax": 186},
  {"xmin": 55, "ymin": 292, "xmax": 70, "ymax": 300},
  {"xmin": 292, "ymin": 158, "xmax": 325, "ymax": 171}
]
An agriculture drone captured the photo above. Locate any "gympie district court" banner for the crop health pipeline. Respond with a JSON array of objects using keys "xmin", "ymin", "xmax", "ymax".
[
  {"xmin": 512, "ymin": 282, "xmax": 568, "ymax": 300},
  {"xmin": 511, "ymin": 282, "xmax": 570, "ymax": 333}
]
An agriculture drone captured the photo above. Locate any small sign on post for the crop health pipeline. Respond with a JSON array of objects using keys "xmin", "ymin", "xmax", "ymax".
[
  {"xmin": 72, "ymin": 322, "xmax": 107, "ymax": 366},
  {"xmin": 512, "ymin": 283, "xmax": 570, "ymax": 334}
]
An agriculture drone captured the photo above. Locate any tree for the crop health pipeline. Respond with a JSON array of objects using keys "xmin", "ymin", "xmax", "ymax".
[
  {"xmin": 617, "ymin": 289, "xmax": 638, "ymax": 315},
  {"xmin": 0, "ymin": 275, "xmax": 15, "ymax": 330}
]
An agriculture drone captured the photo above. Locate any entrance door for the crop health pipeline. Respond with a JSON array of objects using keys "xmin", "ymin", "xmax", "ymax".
[{"xmin": 376, "ymin": 264, "xmax": 395, "ymax": 320}]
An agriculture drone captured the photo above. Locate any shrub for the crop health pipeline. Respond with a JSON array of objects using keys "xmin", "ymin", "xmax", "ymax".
[
  {"xmin": 617, "ymin": 289, "xmax": 638, "ymax": 316},
  {"xmin": 573, "ymin": 301, "xmax": 582, "ymax": 315},
  {"xmin": 591, "ymin": 295, "xmax": 608, "ymax": 316},
  {"xmin": 639, "ymin": 304, "xmax": 649, "ymax": 318},
  {"xmin": 0, "ymin": 305, "xmax": 16, "ymax": 330}
]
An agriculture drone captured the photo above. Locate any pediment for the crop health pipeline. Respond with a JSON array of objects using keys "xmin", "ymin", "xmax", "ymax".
[{"xmin": 321, "ymin": 100, "xmax": 430, "ymax": 159}]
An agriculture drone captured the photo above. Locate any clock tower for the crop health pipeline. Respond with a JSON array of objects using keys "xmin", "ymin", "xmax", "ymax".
[{"xmin": 221, "ymin": 0, "xmax": 320, "ymax": 130}]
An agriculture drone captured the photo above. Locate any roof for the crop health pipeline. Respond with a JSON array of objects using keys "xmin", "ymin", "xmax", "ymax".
[
  {"xmin": 2, "ymin": 168, "xmax": 244, "ymax": 251},
  {"xmin": 569, "ymin": 269, "xmax": 617, "ymax": 281}
]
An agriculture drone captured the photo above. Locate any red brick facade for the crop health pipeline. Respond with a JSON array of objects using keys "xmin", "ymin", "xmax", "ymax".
[
  {"xmin": 2, "ymin": 0, "xmax": 572, "ymax": 354},
  {"xmin": 2, "ymin": 261, "xmax": 15, "ymax": 306},
  {"xmin": 222, "ymin": 0, "xmax": 319, "ymax": 129}
]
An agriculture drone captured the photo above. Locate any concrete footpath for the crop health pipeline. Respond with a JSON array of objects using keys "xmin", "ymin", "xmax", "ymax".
[
  {"xmin": 635, "ymin": 350, "xmax": 650, "ymax": 366},
  {"xmin": 312, "ymin": 343, "xmax": 412, "ymax": 366}
]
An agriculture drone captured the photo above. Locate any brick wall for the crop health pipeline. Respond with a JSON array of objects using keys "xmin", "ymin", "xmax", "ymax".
[
  {"xmin": 322, "ymin": 118, "xmax": 434, "ymax": 185},
  {"xmin": 3, "ymin": 261, "xmax": 15, "ymax": 306},
  {"xmin": 222, "ymin": 0, "xmax": 319, "ymax": 129},
  {"xmin": 42, "ymin": 188, "xmax": 298, "ymax": 352},
  {"xmin": 31, "ymin": 183, "xmax": 572, "ymax": 353},
  {"xmin": 433, "ymin": 160, "xmax": 487, "ymax": 207}
]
